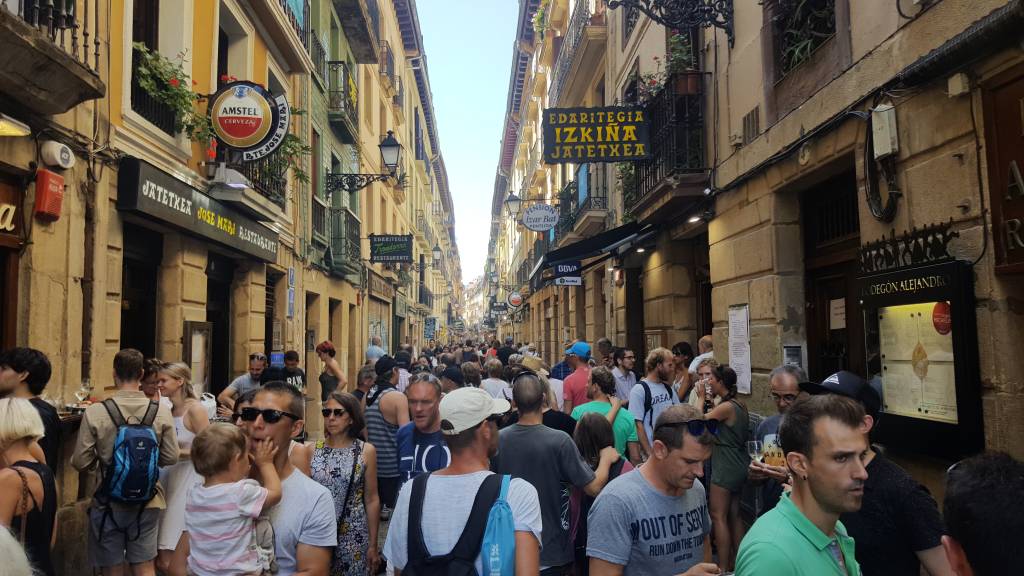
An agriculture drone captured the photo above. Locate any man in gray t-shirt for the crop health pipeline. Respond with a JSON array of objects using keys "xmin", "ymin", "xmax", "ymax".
[
  {"xmin": 628, "ymin": 348, "xmax": 679, "ymax": 457},
  {"xmin": 587, "ymin": 404, "xmax": 719, "ymax": 576},
  {"xmin": 493, "ymin": 372, "xmax": 618, "ymax": 573}
]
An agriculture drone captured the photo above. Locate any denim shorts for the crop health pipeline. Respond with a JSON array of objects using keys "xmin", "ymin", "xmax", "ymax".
[{"xmin": 87, "ymin": 505, "xmax": 160, "ymax": 567}]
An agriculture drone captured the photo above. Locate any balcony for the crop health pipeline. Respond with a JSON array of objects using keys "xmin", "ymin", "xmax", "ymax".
[
  {"xmin": 415, "ymin": 209, "xmax": 435, "ymax": 251},
  {"xmin": 312, "ymin": 195, "xmax": 329, "ymax": 244},
  {"xmin": 327, "ymin": 61, "xmax": 358, "ymax": 144},
  {"xmin": 332, "ymin": 0, "xmax": 378, "ymax": 63},
  {"xmin": 379, "ymin": 40, "xmax": 396, "ymax": 95},
  {"xmin": 330, "ymin": 207, "xmax": 363, "ymax": 278},
  {"xmin": 0, "ymin": 1, "xmax": 105, "ymax": 116},
  {"xmin": 310, "ymin": 32, "xmax": 329, "ymax": 88},
  {"xmin": 419, "ymin": 284, "xmax": 434, "ymax": 309},
  {"xmin": 228, "ymin": 149, "xmax": 288, "ymax": 209},
  {"xmin": 556, "ymin": 163, "xmax": 608, "ymax": 245},
  {"xmin": 626, "ymin": 72, "xmax": 708, "ymax": 224},
  {"xmin": 248, "ymin": 0, "xmax": 311, "ymax": 72},
  {"xmin": 548, "ymin": 0, "xmax": 607, "ymax": 106},
  {"xmin": 130, "ymin": 49, "xmax": 176, "ymax": 136}
]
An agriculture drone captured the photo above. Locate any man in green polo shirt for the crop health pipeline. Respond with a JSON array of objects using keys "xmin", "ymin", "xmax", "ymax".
[{"xmin": 736, "ymin": 394, "xmax": 869, "ymax": 576}]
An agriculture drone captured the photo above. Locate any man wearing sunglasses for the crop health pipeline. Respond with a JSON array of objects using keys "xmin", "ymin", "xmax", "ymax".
[
  {"xmin": 248, "ymin": 383, "xmax": 335, "ymax": 576},
  {"xmin": 748, "ymin": 364, "xmax": 807, "ymax": 515},
  {"xmin": 217, "ymin": 353, "xmax": 267, "ymax": 410},
  {"xmin": 587, "ymin": 404, "xmax": 719, "ymax": 576}
]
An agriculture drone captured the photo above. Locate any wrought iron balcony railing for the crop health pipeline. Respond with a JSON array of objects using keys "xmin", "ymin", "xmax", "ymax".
[
  {"xmin": 312, "ymin": 196, "xmax": 328, "ymax": 240},
  {"xmin": 628, "ymin": 71, "xmax": 707, "ymax": 209},
  {"xmin": 549, "ymin": 0, "xmax": 604, "ymax": 105},
  {"xmin": 327, "ymin": 61, "xmax": 358, "ymax": 142},
  {"xmin": 379, "ymin": 39, "xmax": 396, "ymax": 88},
  {"xmin": 277, "ymin": 0, "xmax": 310, "ymax": 51},
  {"xmin": 229, "ymin": 149, "xmax": 288, "ymax": 208},
  {"xmin": 330, "ymin": 207, "xmax": 362, "ymax": 276},
  {"xmin": 130, "ymin": 49, "xmax": 176, "ymax": 136},
  {"xmin": 310, "ymin": 31, "xmax": 328, "ymax": 84},
  {"xmin": 419, "ymin": 285, "xmax": 434, "ymax": 308}
]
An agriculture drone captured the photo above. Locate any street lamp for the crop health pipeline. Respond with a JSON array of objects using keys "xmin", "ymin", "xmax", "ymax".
[
  {"xmin": 504, "ymin": 192, "xmax": 523, "ymax": 220},
  {"xmin": 326, "ymin": 130, "xmax": 402, "ymax": 193},
  {"xmin": 431, "ymin": 243, "xmax": 442, "ymax": 267}
]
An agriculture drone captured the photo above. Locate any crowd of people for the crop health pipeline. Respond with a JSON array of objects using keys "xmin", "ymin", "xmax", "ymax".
[{"xmin": 0, "ymin": 335, "xmax": 1021, "ymax": 576}]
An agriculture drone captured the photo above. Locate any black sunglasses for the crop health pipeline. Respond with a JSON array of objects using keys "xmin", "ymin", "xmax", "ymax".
[
  {"xmin": 322, "ymin": 408, "xmax": 347, "ymax": 418},
  {"xmin": 239, "ymin": 407, "xmax": 301, "ymax": 423},
  {"xmin": 656, "ymin": 419, "xmax": 720, "ymax": 437}
]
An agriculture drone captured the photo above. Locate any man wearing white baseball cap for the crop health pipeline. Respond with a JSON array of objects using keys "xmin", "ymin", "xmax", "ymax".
[{"xmin": 383, "ymin": 387, "xmax": 542, "ymax": 575}]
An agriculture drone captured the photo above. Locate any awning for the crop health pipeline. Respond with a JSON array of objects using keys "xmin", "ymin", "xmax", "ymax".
[{"xmin": 530, "ymin": 222, "xmax": 656, "ymax": 288}]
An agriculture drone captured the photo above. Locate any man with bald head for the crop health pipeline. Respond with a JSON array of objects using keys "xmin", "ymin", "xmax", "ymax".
[
  {"xmin": 494, "ymin": 371, "xmax": 620, "ymax": 575},
  {"xmin": 688, "ymin": 335, "xmax": 714, "ymax": 375}
]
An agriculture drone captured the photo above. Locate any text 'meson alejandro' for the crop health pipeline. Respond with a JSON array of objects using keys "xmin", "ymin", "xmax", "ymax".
[{"xmin": 543, "ymin": 106, "xmax": 651, "ymax": 164}]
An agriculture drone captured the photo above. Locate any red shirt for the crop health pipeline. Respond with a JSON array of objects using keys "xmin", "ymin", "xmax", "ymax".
[{"xmin": 563, "ymin": 364, "xmax": 591, "ymax": 409}]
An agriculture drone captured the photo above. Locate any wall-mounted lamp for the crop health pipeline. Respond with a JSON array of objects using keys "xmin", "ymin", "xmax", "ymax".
[{"xmin": 0, "ymin": 114, "xmax": 31, "ymax": 137}]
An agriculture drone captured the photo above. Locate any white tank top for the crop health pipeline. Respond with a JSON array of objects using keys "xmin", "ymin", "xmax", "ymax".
[{"xmin": 174, "ymin": 415, "xmax": 196, "ymax": 450}]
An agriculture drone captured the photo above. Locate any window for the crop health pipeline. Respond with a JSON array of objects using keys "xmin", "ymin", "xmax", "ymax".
[
  {"xmin": 311, "ymin": 129, "xmax": 321, "ymax": 198},
  {"xmin": 133, "ymin": 0, "xmax": 159, "ymax": 49},
  {"xmin": 773, "ymin": 0, "xmax": 836, "ymax": 77}
]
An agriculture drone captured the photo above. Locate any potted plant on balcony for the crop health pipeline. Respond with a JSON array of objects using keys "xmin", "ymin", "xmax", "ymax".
[
  {"xmin": 532, "ymin": 0, "xmax": 550, "ymax": 39},
  {"xmin": 666, "ymin": 32, "xmax": 701, "ymax": 95},
  {"xmin": 132, "ymin": 43, "xmax": 216, "ymax": 146}
]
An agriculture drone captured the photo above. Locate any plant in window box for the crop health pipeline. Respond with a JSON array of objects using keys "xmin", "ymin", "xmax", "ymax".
[
  {"xmin": 132, "ymin": 42, "xmax": 215, "ymax": 147},
  {"xmin": 666, "ymin": 32, "xmax": 701, "ymax": 95},
  {"xmin": 532, "ymin": 0, "xmax": 550, "ymax": 39}
]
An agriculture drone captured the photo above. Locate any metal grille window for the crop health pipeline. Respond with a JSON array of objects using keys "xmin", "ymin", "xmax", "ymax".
[
  {"xmin": 773, "ymin": 0, "xmax": 836, "ymax": 76},
  {"xmin": 804, "ymin": 174, "xmax": 859, "ymax": 251}
]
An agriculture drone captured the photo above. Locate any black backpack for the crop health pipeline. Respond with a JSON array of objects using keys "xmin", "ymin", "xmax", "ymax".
[
  {"xmin": 405, "ymin": 473, "xmax": 503, "ymax": 575},
  {"xmin": 638, "ymin": 379, "xmax": 678, "ymax": 427}
]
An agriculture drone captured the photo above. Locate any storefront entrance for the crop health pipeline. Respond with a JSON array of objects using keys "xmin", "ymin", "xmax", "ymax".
[
  {"xmin": 121, "ymin": 223, "xmax": 162, "ymax": 358},
  {"xmin": 802, "ymin": 172, "xmax": 864, "ymax": 381},
  {"xmin": 206, "ymin": 254, "xmax": 235, "ymax": 394}
]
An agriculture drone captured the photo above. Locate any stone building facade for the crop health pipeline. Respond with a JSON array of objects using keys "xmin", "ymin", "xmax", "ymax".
[{"xmin": 489, "ymin": 0, "xmax": 1024, "ymax": 491}]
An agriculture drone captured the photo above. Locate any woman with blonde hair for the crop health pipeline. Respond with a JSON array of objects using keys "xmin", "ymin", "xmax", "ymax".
[
  {"xmin": 155, "ymin": 362, "xmax": 209, "ymax": 576},
  {"xmin": 0, "ymin": 398, "xmax": 56, "ymax": 576}
]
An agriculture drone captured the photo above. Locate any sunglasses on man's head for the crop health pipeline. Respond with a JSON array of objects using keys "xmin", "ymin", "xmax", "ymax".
[
  {"xmin": 655, "ymin": 418, "xmax": 720, "ymax": 437},
  {"xmin": 322, "ymin": 408, "xmax": 347, "ymax": 418},
  {"xmin": 239, "ymin": 407, "xmax": 301, "ymax": 423}
]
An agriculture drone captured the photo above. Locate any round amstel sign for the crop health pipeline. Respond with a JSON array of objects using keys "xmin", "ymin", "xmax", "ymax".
[
  {"xmin": 507, "ymin": 292, "xmax": 524, "ymax": 308},
  {"xmin": 522, "ymin": 203, "xmax": 559, "ymax": 232},
  {"xmin": 211, "ymin": 82, "xmax": 275, "ymax": 149}
]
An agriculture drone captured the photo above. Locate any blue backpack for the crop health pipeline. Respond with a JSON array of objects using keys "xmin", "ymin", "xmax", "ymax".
[
  {"xmin": 481, "ymin": 474, "xmax": 515, "ymax": 576},
  {"xmin": 97, "ymin": 399, "xmax": 161, "ymax": 504}
]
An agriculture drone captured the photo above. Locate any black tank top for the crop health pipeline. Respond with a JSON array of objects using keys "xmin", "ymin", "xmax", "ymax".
[{"xmin": 10, "ymin": 460, "xmax": 57, "ymax": 576}]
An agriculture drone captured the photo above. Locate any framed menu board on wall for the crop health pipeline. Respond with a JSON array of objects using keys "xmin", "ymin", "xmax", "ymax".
[{"xmin": 860, "ymin": 260, "xmax": 983, "ymax": 459}]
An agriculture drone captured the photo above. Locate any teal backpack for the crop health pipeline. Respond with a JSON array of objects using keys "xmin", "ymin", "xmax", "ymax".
[{"xmin": 481, "ymin": 474, "xmax": 515, "ymax": 576}]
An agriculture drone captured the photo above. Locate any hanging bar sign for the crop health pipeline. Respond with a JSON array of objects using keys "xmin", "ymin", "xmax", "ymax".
[{"xmin": 543, "ymin": 106, "xmax": 651, "ymax": 164}]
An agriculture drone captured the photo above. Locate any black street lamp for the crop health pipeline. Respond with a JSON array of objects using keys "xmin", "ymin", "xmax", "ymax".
[
  {"xmin": 431, "ymin": 243, "xmax": 442, "ymax": 267},
  {"xmin": 504, "ymin": 192, "xmax": 523, "ymax": 220},
  {"xmin": 326, "ymin": 130, "xmax": 402, "ymax": 193}
]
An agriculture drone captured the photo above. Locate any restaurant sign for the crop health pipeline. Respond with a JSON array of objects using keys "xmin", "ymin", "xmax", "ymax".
[
  {"xmin": 118, "ymin": 157, "xmax": 278, "ymax": 261},
  {"xmin": 209, "ymin": 81, "xmax": 290, "ymax": 161},
  {"xmin": 543, "ymin": 106, "xmax": 651, "ymax": 164},
  {"xmin": 369, "ymin": 234, "xmax": 414, "ymax": 263}
]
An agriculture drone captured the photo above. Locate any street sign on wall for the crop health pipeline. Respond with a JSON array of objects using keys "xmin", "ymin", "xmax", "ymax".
[
  {"xmin": 507, "ymin": 292, "xmax": 523, "ymax": 308},
  {"xmin": 522, "ymin": 204, "xmax": 559, "ymax": 232},
  {"xmin": 555, "ymin": 276, "xmax": 582, "ymax": 286},
  {"xmin": 543, "ymin": 106, "xmax": 651, "ymax": 164}
]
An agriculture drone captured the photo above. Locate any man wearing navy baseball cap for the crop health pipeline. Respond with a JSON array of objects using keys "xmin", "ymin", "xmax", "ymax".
[{"xmin": 799, "ymin": 371, "xmax": 953, "ymax": 576}]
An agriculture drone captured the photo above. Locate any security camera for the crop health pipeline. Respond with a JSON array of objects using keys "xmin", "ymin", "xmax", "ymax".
[{"xmin": 703, "ymin": 187, "xmax": 713, "ymax": 196}]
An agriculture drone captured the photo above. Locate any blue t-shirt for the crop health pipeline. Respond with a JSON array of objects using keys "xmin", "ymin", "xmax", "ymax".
[{"xmin": 396, "ymin": 422, "xmax": 451, "ymax": 484}]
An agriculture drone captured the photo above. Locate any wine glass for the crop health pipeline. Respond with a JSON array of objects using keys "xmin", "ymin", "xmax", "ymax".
[{"xmin": 746, "ymin": 440, "xmax": 764, "ymax": 462}]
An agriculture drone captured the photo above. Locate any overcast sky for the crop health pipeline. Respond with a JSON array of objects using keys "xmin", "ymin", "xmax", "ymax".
[{"xmin": 418, "ymin": 0, "xmax": 518, "ymax": 285}]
